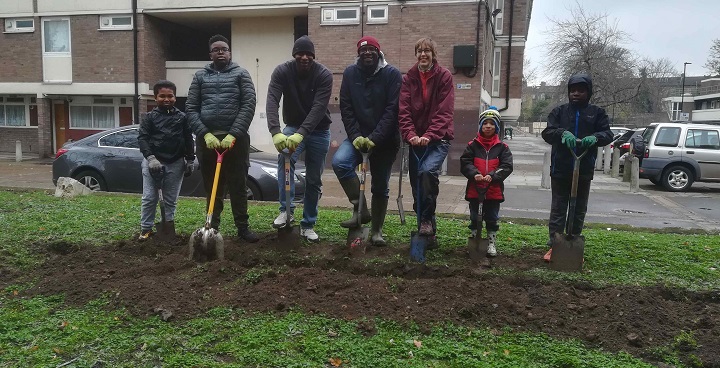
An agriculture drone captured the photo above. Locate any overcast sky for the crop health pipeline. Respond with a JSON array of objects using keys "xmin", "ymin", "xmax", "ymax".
[{"xmin": 525, "ymin": 0, "xmax": 717, "ymax": 85}]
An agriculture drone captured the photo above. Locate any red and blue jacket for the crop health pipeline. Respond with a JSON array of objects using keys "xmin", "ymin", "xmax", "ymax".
[{"xmin": 460, "ymin": 133, "xmax": 513, "ymax": 201}]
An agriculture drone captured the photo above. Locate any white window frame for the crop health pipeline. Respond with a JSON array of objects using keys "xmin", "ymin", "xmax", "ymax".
[
  {"xmin": 493, "ymin": 0, "xmax": 504, "ymax": 35},
  {"xmin": 41, "ymin": 18, "xmax": 71, "ymax": 55},
  {"xmin": 367, "ymin": 5, "xmax": 389, "ymax": 24},
  {"xmin": 4, "ymin": 18, "xmax": 35, "ymax": 33},
  {"xmin": 0, "ymin": 96, "xmax": 34, "ymax": 128},
  {"xmin": 321, "ymin": 7, "xmax": 360, "ymax": 25},
  {"xmin": 99, "ymin": 15, "xmax": 133, "ymax": 30},
  {"xmin": 492, "ymin": 47, "xmax": 502, "ymax": 97},
  {"xmin": 69, "ymin": 97, "xmax": 123, "ymax": 130}
]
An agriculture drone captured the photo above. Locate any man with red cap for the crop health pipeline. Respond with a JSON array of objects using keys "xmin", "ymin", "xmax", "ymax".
[{"xmin": 332, "ymin": 36, "xmax": 402, "ymax": 246}]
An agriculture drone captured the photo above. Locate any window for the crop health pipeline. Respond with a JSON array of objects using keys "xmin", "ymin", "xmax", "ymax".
[
  {"xmin": 367, "ymin": 5, "xmax": 388, "ymax": 24},
  {"xmin": 654, "ymin": 127, "xmax": 681, "ymax": 147},
  {"xmin": 42, "ymin": 19, "xmax": 71, "ymax": 53},
  {"xmin": 0, "ymin": 96, "xmax": 34, "ymax": 127},
  {"xmin": 99, "ymin": 15, "xmax": 133, "ymax": 30},
  {"xmin": 70, "ymin": 98, "xmax": 119, "ymax": 129},
  {"xmin": 492, "ymin": 48, "xmax": 502, "ymax": 96},
  {"xmin": 99, "ymin": 128, "xmax": 139, "ymax": 149},
  {"xmin": 321, "ymin": 7, "xmax": 360, "ymax": 25},
  {"xmin": 493, "ymin": 0, "xmax": 504, "ymax": 34},
  {"xmin": 686, "ymin": 129, "xmax": 720, "ymax": 150},
  {"xmin": 4, "ymin": 18, "xmax": 35, "ymax": 33}
]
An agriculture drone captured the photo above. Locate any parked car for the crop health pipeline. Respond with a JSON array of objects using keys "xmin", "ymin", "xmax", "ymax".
[
  {"xmin": 52, "ymin": 125, "xmax": 305, "ymax": 201},
  {"xmin": 610, "ymin": 126, "xmax": 631, "ymax": 140},
  {"xmin": 639, "ymin": 122, "xmax": 720, "ymax": 191},
  {"xmin": 610, "ymin": 128, "xmax": 645, "ymax": 171}
]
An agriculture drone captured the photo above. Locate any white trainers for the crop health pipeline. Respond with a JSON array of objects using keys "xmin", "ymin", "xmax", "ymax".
[
  {"xmin": 272, "ymin": 211, "xmax": 293, "ymax": 229},
  {"xmin": 301, "ymin": 228, "xmax": 319, "ymax": 242},
  {"xmin": 487, "ymin": 231, "xmax": 497, "ymax": 257},
  {"xmin": 470, "ymin": 229, "xmax": 477, "ymax": 238}
]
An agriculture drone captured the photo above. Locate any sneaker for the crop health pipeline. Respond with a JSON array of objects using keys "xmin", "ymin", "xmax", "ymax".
[
  {"xmin": 138, "ymin": 229, "xmax": 153, "ymax": 241},
  {"xmin": 300, "ymin": 228, "xmax": 319, "ymax": 242},
  {"xmin": 272, "ymin": 211, "xmax": 294, "ymax": 229},
  {"xmin": 238, "ymin": 228, "xmax": 260, "ymax": 243},
  {"xmin": 419, "ymin": 220, "xmax": 434, "ymax": 236},
  {"xmin": 470, "ymin": 229, "xmax": 477, "ymax": 238}
]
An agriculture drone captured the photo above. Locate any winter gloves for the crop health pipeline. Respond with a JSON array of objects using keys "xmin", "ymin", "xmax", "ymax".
[
  {"xmin": 352, "ymin": 136, "xmax": 375, "ymax": 151},
  {"xmin": 561, "ymin": 131, "xmax": 576, "ymax": 149},
  {"xmin": 286, "ymin": 133, "xmax": 304, "ymax": 151},
  {"xmin": 220, "ymin": 135, "xmax": 236, "ymax": 149},
  {"xmin": 272, "ymin": 133, "xmax": 288, "ymax": 152},
  {"xmin": 204, "ymin": 133, "xmax": 221, "ymax": 149},
  {"xmin": 147, "ymin": 155, "xmax": 162, "ymax": 174},
  {"xmin": 581, "ymin": 135, "xmax": 597, "ymax": 148}
]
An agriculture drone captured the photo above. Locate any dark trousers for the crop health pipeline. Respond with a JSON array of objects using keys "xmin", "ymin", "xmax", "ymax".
[
  {"xmin": 468, "ymin": 199, "xmax": 501, "ymax": 232},
  {"xmin": 197, "ymin": 133, "xmax": 250, "ymax": 231},
  {"xmin": 549, "ymin": 176, "xmax": 591, "ymax": 236}
]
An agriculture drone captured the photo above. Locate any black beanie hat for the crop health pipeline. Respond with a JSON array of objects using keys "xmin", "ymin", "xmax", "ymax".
[{"xmin": 292, "ymin": 36, "xmax": 315, "ymax": 57}]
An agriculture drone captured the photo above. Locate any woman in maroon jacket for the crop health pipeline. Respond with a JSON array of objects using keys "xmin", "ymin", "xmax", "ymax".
[
  {"xmin": 460, "ymin": 108, "xmax": 513, "ymax": 256},
  {"xmin": 399, "ymin": 37, "xmax": 454, "ymax": 238}
]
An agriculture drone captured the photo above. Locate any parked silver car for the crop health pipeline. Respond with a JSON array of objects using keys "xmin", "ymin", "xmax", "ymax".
[{"xmin": 52, "ymin": 125, "xmax": 305, "ymax": 201}]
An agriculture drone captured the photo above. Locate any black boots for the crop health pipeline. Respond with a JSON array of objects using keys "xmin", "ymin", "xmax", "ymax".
[
  {"xmin": 339, "ymin": 176, "xmax": 371, "ymax": 228},
  {"xmin": 370, "ymin": 196, "xmax": 388, "ymax": 246}
]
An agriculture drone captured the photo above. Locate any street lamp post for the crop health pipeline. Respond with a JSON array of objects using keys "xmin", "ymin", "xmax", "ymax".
[{"xmin": 680, "ymin": 62, "xmax": 692, "ymax": 120}]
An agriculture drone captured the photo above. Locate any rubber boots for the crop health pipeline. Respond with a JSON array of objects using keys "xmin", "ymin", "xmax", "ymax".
[
  {"xmin": 370, "ymin": 196, "xmax": 388, "ymax": 246},
  {"xmin": 339, "ymin": 176, "xmax": 371, "ymax": 228},
  {"xmin": 487, "ymin": 231, "xmax": 497, "ymax": 257}
]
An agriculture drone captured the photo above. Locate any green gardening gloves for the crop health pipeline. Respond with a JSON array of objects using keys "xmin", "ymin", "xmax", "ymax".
[
  {"xmin": 204, "ymin": 133, "xmax": 221, "ymax": 149},
  {"xmin": 286, "ymin": 133, "xmax": 304, "ymax": 151},
  {"xmin": 272, "ymin": 133, "xmax": 288, "ymax": 152},
  {"xmin": 561, "ymin": 131, "xmax": 576, "ymax": 149},
  {"xmin": 581, "ymin": 135, "xmax": 598, "ymax": 148},
  {"xmin": 220, "ymin": 135, "xmax": 236, "ymax": 149},
  {"xmin": 352, "ymin": 136, "xmax": 376, "ymax": 151}
]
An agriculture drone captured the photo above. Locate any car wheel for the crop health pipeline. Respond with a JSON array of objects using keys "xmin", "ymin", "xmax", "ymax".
[
  {"xmin": 661, "ymin": 165, "xmax": 693, "ymax": 192},
  {"xmin": 247, "ymin": 180, "xmax": 262, "ymax": 201},
  {"xmin": 73, "ymin": 170, "xmax": 107, "ymax": 192}
]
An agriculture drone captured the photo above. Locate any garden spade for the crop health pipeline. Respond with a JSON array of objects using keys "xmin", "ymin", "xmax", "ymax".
[
  {"xmin": 467, "ymin": 183, "xmax": 489, "ymax": 264},
  {"xmin": 347, "ymin": 149, "xmax": 370, "ymax": 254},
  {"xmin": 276, "ymin": 150, "xmax": 301, "ymax": 249},
  {"xmin": 550, "ymin": 139, "xmax": 588, "ymax": 272},
  {"xmin": 152, "ymin": 166, "xmax": 176, "ymax": 242},
  {"xmin": 409, "ymin": 147, "xmax": 431, "ymax": 263},
  {"xmin": 189, "ymin": 148, "xmax": 226, "ymax": 262},
  {"xmin": 397, "ymin": 143, "xmax": 406, "ymax": 225}
]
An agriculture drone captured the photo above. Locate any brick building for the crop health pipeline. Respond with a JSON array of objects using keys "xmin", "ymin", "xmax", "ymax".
[{"xmin": 1, "ymin": 0, "xmax": 533, "ymax": 175}]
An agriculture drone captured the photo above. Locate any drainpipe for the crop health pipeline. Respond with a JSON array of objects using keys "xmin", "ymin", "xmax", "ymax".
[
  {"xmin": 498, "ymin": 0, "xmax": 514, "ymax": 113},
  {"xmin": 465, "ymin": 0, "xmax": 482, "ymax": 78},
  {"xmin": 132, "ymin": 0, "xmax": 140, "ymax": 124}
]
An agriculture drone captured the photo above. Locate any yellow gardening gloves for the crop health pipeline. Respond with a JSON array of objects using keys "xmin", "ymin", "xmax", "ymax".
[
  {"xmin": 365, "ymin": 138, "xmax": 375, "ymax": 149},
  {"xmin": 352, "ymin": 136, "xmax": 375, "ymax": 151},
  {"xmin": 220, "ymin": 135, "xmax": 236, "ymax": 149},
  {"xmin": 204, "ymin": 133, "xmax": 221, "ymax": 149},
  {"xmin": 286, "ymin": 133, "xmax": 304, "ymax": 151},
  {"xmin": 272, "ymin": 133, "xmax": 288, "ymax": 152}
]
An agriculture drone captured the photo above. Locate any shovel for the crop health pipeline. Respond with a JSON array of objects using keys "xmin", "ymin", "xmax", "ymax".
[
  {"xmin": 189, "ymin": 148, "xmax": 226, "ymax": 262},
  {"xmin": 397, "ymin": 143, "xmax": 406, "ymax": 225},
  {"xmin": 347, "ymin": 149, "xmax": 371, "ymax": 253},
  {"xmin": 409, "ymin": 146, "xmax": 431, "ymax": 263},
  {"xmin": 467, "ymin": 183, "xmax": 489, "ymax": 264},
  {"xmin": 152, "ymin": 166, "xmax": 176, "ymax": 242},
  {"xmin": 549, "ymin": 139, "xmax": 588, "ymax": 272},
  {"xmin": 276, "ymin": 150, "xmax": 301, "ymax": 249}
]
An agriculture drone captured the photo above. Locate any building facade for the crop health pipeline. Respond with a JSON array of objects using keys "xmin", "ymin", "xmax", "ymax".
[{"xmin": 1, "ymin": 0, "xmax": 533, "ymax": 175}]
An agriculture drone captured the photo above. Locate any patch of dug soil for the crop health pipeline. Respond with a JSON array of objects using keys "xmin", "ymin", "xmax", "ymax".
[{"xmin": 7, "ymin": 234, "xmax": 720, "ymax": 366}]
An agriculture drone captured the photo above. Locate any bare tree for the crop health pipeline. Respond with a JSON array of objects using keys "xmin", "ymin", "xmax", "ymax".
[
  {"xmin": 705, "ymin": 38, "xmax": 720, "ymax": 76},
  {"xmin": 523, "ymin": 57, "xmax": 538, "ymax": 86}
]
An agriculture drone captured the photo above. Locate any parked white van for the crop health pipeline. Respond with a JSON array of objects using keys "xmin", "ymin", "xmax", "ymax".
[{"xmin": 639, "ymin": 122, "xmax": 720, "ymax": 191}]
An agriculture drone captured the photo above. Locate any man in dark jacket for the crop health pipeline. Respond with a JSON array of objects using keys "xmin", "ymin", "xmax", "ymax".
[
  {"xmin": 266, "ymin": 36, "xmax": 333, "ymax": 242},
  {"xmin": 541, "ymin": 73, "xmax": 613, "ymax": 260},
  {"xmin": 331, "ymin": 36, "xmax": 402, "ymax": 246},
  {"xmin": 186, "ymin": 34, "xmax": 259, "ymax": 243}
]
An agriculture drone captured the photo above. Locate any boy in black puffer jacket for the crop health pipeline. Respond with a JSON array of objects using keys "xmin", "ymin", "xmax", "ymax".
[
  {"xmin": 460, "ymin": 107, "xmax": 513, "ymax": 257},
  {"xmin": 541, "ymin": 73, "xmax": 613, "ymax": 261}
]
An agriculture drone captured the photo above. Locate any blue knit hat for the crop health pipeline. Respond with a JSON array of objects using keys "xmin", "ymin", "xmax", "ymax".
[{"xmin": 479, "ymin": 106, "xmax": 501, "ymax": 134}]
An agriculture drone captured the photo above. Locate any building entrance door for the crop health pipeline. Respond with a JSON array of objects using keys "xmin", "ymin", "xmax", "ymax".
[{"xmin": 53, "ymin": 102, "xmax": 68, "ymax": 151}]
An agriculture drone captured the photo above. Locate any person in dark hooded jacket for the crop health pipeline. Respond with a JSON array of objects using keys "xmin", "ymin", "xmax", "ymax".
[
  {"xmin": 460, "ymin": 107, "xmax": 513, "ymax": 257},
  {"xmin": 541, "ymin": 73, "xmax": 613, "ymax": 261},
  {"xmin": 332, "ymin": 36, "xmax": 402, "ymax": 246}
]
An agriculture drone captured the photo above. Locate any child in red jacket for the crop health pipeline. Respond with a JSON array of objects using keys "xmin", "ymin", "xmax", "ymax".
[{"xmin": 460, "ymin": 108, "xmax": 513, "ymax": 256}]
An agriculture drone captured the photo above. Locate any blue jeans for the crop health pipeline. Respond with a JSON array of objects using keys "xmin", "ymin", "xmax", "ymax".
[
  {"xmin": 140, "ymin": 157, "xmax": 185, "ymax": 231},
  {"xmin": 408, "ymin": 141, "xmax": 450, "ymax": 226},
  {"xmin": 277, "ymin": 126, "xmax": 331, "ymax": 229},
  {"xmin": 331, "ymin": 139, "xmax": 399, "ymax": 197}
]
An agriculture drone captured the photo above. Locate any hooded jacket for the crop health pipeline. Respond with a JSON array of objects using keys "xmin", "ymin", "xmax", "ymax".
[
  {"xmin": 460, "ymin": 133, "xmax": 513, "ymax": 201},
  {"xmin": 339, "ymin": 53, "xmax": 402, "ymax": 146},
  {"xmin": 541, "ymin": 73, "xmax": 613, "ymax": 179},
  {"xmin": 186, "ymin": 62, "xmax": 257, "ymax": 139},
  {"xmin": 138, "ymin": 106, "xmax": 195, "ymax": 164},
  {"xmin": 398, "ymin": 62, "xmax": 454, "ymax": 142}
]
